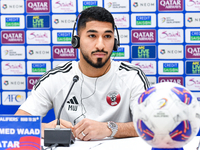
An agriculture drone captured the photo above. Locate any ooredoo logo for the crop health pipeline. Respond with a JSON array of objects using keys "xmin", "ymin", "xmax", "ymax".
[
  {"xmin": 53, "ymin": 46, "xmax": 77, "ymax": 59},
  {"xmin": 1, "ymin": 31, "xmax": 25, "ymax": 44},
  {"xmin": 159, "ymin": 0, "xmax": 183, "ymax": 11},
  {"xmin": 131, "ymin": 30, "xmax": 156, "ymax": 43},
  {"xmin": 27, "ymin": 0, "xmax": 50, "ymax": 13}
]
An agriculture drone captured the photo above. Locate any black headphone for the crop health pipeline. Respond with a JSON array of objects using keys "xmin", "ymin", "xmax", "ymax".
[{"xmin": 71, "ymin": 13, "xmax": 120, "ymax": 51}]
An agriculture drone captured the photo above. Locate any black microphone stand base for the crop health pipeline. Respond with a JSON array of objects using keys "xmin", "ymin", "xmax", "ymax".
[{"xmin": 44, "ymin": 128, "xmax": 75, "ymax": 147}]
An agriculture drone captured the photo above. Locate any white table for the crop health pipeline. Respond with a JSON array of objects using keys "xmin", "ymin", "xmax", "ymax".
[{"xmin": 42, "ymin": 136, "xmax": 200, "ymax": 150}]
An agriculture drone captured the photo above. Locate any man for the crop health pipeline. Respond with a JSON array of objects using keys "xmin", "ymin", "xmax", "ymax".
[{"xmin": 15, "ymin": 6, "xmax": 150, "ymax": 141}]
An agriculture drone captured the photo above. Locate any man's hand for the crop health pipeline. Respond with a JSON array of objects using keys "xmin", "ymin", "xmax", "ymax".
[
  {"xmin": 42, "ymin": 119, "xmax": 73, "ymax": 138},
  {"xmin": 73, "ymin": 118, "xmax": 111, "ymax": 141}
]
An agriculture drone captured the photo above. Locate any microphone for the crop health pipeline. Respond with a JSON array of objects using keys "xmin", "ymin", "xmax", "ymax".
[{"xmin": 44, "ymin": 75, "xmax": 79, "ymax": 147}]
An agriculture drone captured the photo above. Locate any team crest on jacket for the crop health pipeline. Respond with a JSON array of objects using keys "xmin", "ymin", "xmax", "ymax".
[{"xmin": 106, "ymin": 91, "xmax": 121, "ymax": 106}]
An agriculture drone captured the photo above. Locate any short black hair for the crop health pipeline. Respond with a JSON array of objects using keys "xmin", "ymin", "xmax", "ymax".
[{"xmin": 77, "ymin": 6, "xmax": 115, "ymax": 34}]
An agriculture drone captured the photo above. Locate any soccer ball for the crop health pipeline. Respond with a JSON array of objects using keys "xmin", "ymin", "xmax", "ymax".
[{"xmin": 133, "ymin": 82, "xmax": 200, "ymax": 148}]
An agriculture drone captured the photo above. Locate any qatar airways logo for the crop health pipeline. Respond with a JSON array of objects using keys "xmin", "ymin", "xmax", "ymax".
[
  {"xmin": 159, "ymin": 77, "xmax": 183, "ymax": 85},
  {"xmin": 52, "ymin": 0, "xmax": 75, "ymax": 12},
  {"xmin": 159, "ymin": 29, "xmax": 183, "ymax": 43},
  {"xmin": 132, "ymin": 61, "xmax": 156, "ymax": 75},
  {"xmin": 186, "ymin": 45, "xmax": 200, "ymax": 58},
  {"xmin": 132, "ymin": 30, "xmax": 156, "ymax": 43},
  {"xmin": 53, "ymin": 46, "xmax": 77, "ymax": 59},
  {"xmin": 27, "ymin": 0, "xmax": 50, "ymax": 13},
  {"xmin": 1, "ymin": 31, "xmax": 25, "ymax": 44},
  {"xmin": 159, "ymin": 0, "xmax": 183, "ymax": 11},
  {"xmin": 28, "ymin": 77, "xmax": 40, "ymax": 90},
  {"xmin": 27, "ymin": 31, "xmax": 50, "ymax": 44}
]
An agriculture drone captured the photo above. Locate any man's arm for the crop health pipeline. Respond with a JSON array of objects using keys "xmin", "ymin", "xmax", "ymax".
[{"xmin": 73, "ymin": 118, "xmax": 138, "ymax": 141}]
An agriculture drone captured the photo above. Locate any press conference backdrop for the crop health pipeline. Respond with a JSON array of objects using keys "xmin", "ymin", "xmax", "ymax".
[{"xmin": 0, "ymin": 0, "xmax": 200, "ymax": 126}]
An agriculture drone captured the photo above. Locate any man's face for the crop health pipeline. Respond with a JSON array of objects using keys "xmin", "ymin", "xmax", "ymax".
[{"xmin": 79, "ymin": 21, "xmax": 115, "ymax": 68}]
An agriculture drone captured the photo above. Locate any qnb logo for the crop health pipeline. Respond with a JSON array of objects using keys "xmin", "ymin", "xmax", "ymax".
[
  {"xmin": 4, "ymin": 94, "xmax": 24, "ymax": 103},
  {"xmin": 54, "ymin": 19, "xmax": 59, "ymax": 24},
  {"xmin": 188, "ymin": 17, "xmax": 193, "ymax": 23},
  {"xmin": 2, "ymin": 4, "xmax": 7, "ymax": 9},
  {"xmin": 4, "ymin": 81, "xmax": 9, "ymax": 86},
  {"xmin": 54, "ymin": 1, "xmax": 74, "ymax": 8},
  {"xmin": 133, "ymin": 2, "xmax": 138, "ymax": 7},
  {"xmin": 160, "ymin": 49, "xmax": 166, "ymax": 54}
]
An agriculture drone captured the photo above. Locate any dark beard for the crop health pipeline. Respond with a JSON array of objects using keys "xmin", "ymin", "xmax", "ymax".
[{"xmin": 81, "ymin": 50, "xmax": 111, "ymax": 68}]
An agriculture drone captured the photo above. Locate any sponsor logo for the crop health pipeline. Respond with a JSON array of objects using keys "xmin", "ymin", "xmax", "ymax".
[
  {"xmin": 186, "ymin": 13, "xmax": 200, "ymax": 27},
  {"xmin": 27, "ymin": 61, "xmax": 51, "ymax": 75},
  {"xmin": 106, "ymin": 91, "xmax": 121, "ymax": 106},
  {"xmin": 163, "ymin": 63, "xmax": 179, "ymax": 72},
  {"xmin": 158, "ymin": 13, "xmax": 183, "ymax": 27},
  {"xmin": 2, "ymin": 61, "xmax": 25, "ymax": 75},
  {"xmin": 83, "ymin": 1, "xmax": 97, "ymax": 9},
  {"xmin": 27, "ymin": 16, "xmax": 50, "ymax": 28},
  {"xmin": 57, "ymin": 32, "xmax": 71, "ymax": 42},
  {"xmin": 186, "ymin": 45, "xmax": 200, "ymax": 58},
  {"xmin": 159, "ymin": 61, "xmax": 183, "ymax": 75},
  {"xmin": 27, "ymin": 77, "xmax": 40, "ymax": 90},
  {"xmin": 158, "ymin": 29, "xmax": 183, "ymax": 43},
  {"xmin": 32, "ymin": 63, "xmax": 46, "ymax": 73},
  {"xmin": 1, "ymin": 46, "xmax": 25, "ymax": 60},
  {"xmin": 1, "ymin": 1, "xmax": 24, "ymax": 14},
  {"xmin": 158, "ymin": 45, "xmax": 183, "ymax": 59},
  {"xmin": 53, "ymin": 46, "xmax": 77, "ymax": 59},
  {"xmin": 5, "ymin": 17, "xmax": 20, "ymax": 27},
  {"xmin": 131, "ymin": 0, "xmax": 156, "ymax": 12},
  {"xmin": 190, "ymin": 31, "xmax": 200, "ymax": 41},
  {"xmin": 27, "ymin": 30, "xmax": 50, "ymax": 44},
  {"xmin": 113, "ymin": 14, "xmax": 129, "ymax": 28},
  {"xmin": 132, "ymin": 61, "xmax": 156, "ymax": 75},
  {"xmin": 105, "ymin": 0, "xmax": 129, "ymax": 12},
  {"xmin": 52, "ymin": 0, "xmax": 76, "ymax": 13},
  {"xmin": 132, "ymin": 46, "xmax": 156, "ymax": 59},
  {"xmin": 186, "ymin": 61, "xmax": 200, "ymax": 74},
  {"xmin": 147, "ymin": 76, "xmax": 156, "ymax": 86},
  {"xmin": 26, "ymin": 0, "xmax": 50, "ymax": 13},
  {"xmin": 116, "ymin": 30, "xmax": 129, "ymax": 44},
  {"xmin": 136, "ymin": 16, "xmax": 151, "ymax": 25},
  {"xmin": 52, "ymin": 15, "xmax": 76, "ymax": 28},
  {"xmin": 186, "ymin": 76, "xmax": 200, "ymax": 91},
  {"xmin": 2, "ymin": 77, "xmax": 25, "ymax": 90},
  {"xmin": 111, "ymin": 47, "xmax": 125, "ymax": 57},
  {"xmin": 158, "ymin": 0, "xmax": 183, "ymax": 11},
  {"xmin": 27, "ymin": 46, "xmax": 51, "ymax": 59},
  {"xmin": 158, "ymin": 76, "xmax": 184, "ymax": 85},
  {"xmin": 1, "ymin": 31, "xmax": 25, "ymax": 44},
  {"xmin": 132, "ymin": 29, "xmax": 156, "ymax": 43},
  {"xmin": 186, "ymin": 0, "xmax": 200, "ymax": 11},
  {"xmin": 2, "ymin": 92, "xmax": 25, "ymax": 105},
  {"xmin": 67, "ymin": 96, "xmax": 79, "ymax": 111}
]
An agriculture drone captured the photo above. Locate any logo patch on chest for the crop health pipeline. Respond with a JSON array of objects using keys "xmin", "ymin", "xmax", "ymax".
[
  {"xmin": 106, "ymin": 91, "xmax": 121, "ymax": 106},
  {"xmin": 67, "ymin": 96, "xmax": 79, "ymax": 111}
]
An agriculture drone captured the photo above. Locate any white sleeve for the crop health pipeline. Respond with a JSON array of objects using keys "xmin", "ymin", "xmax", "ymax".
[
  {"xmin": 19, "ymin": 76, "xmax": 53, "ymax": 117},
  {"xmin": 130, "ymin": 73, "xmax": 150, "ymax": 117}
]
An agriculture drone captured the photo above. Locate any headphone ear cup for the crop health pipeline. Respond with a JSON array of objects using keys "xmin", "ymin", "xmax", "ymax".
[
  {"xmin": 113, "ymin": 38, "xmax": 118, "ymax": 51},
  {"xmin": 71, "ymin": 36, "xmax": 80, "ymax": 48}
]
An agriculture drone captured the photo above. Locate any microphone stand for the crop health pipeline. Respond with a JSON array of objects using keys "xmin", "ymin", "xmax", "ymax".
[{"xmin": 44, "ymin": 75, "xmax": 79, "ymax": 147}]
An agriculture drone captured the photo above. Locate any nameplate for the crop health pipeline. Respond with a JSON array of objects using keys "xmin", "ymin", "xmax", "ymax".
[{"xmin": 0, "ymin": 115, "xmax": 41, "ymax": 149}]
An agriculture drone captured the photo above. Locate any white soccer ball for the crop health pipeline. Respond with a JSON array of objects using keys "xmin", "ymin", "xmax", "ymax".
[{"xmin": 133, "ymin": 82, "xmax": 200, "ymax": 148}]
